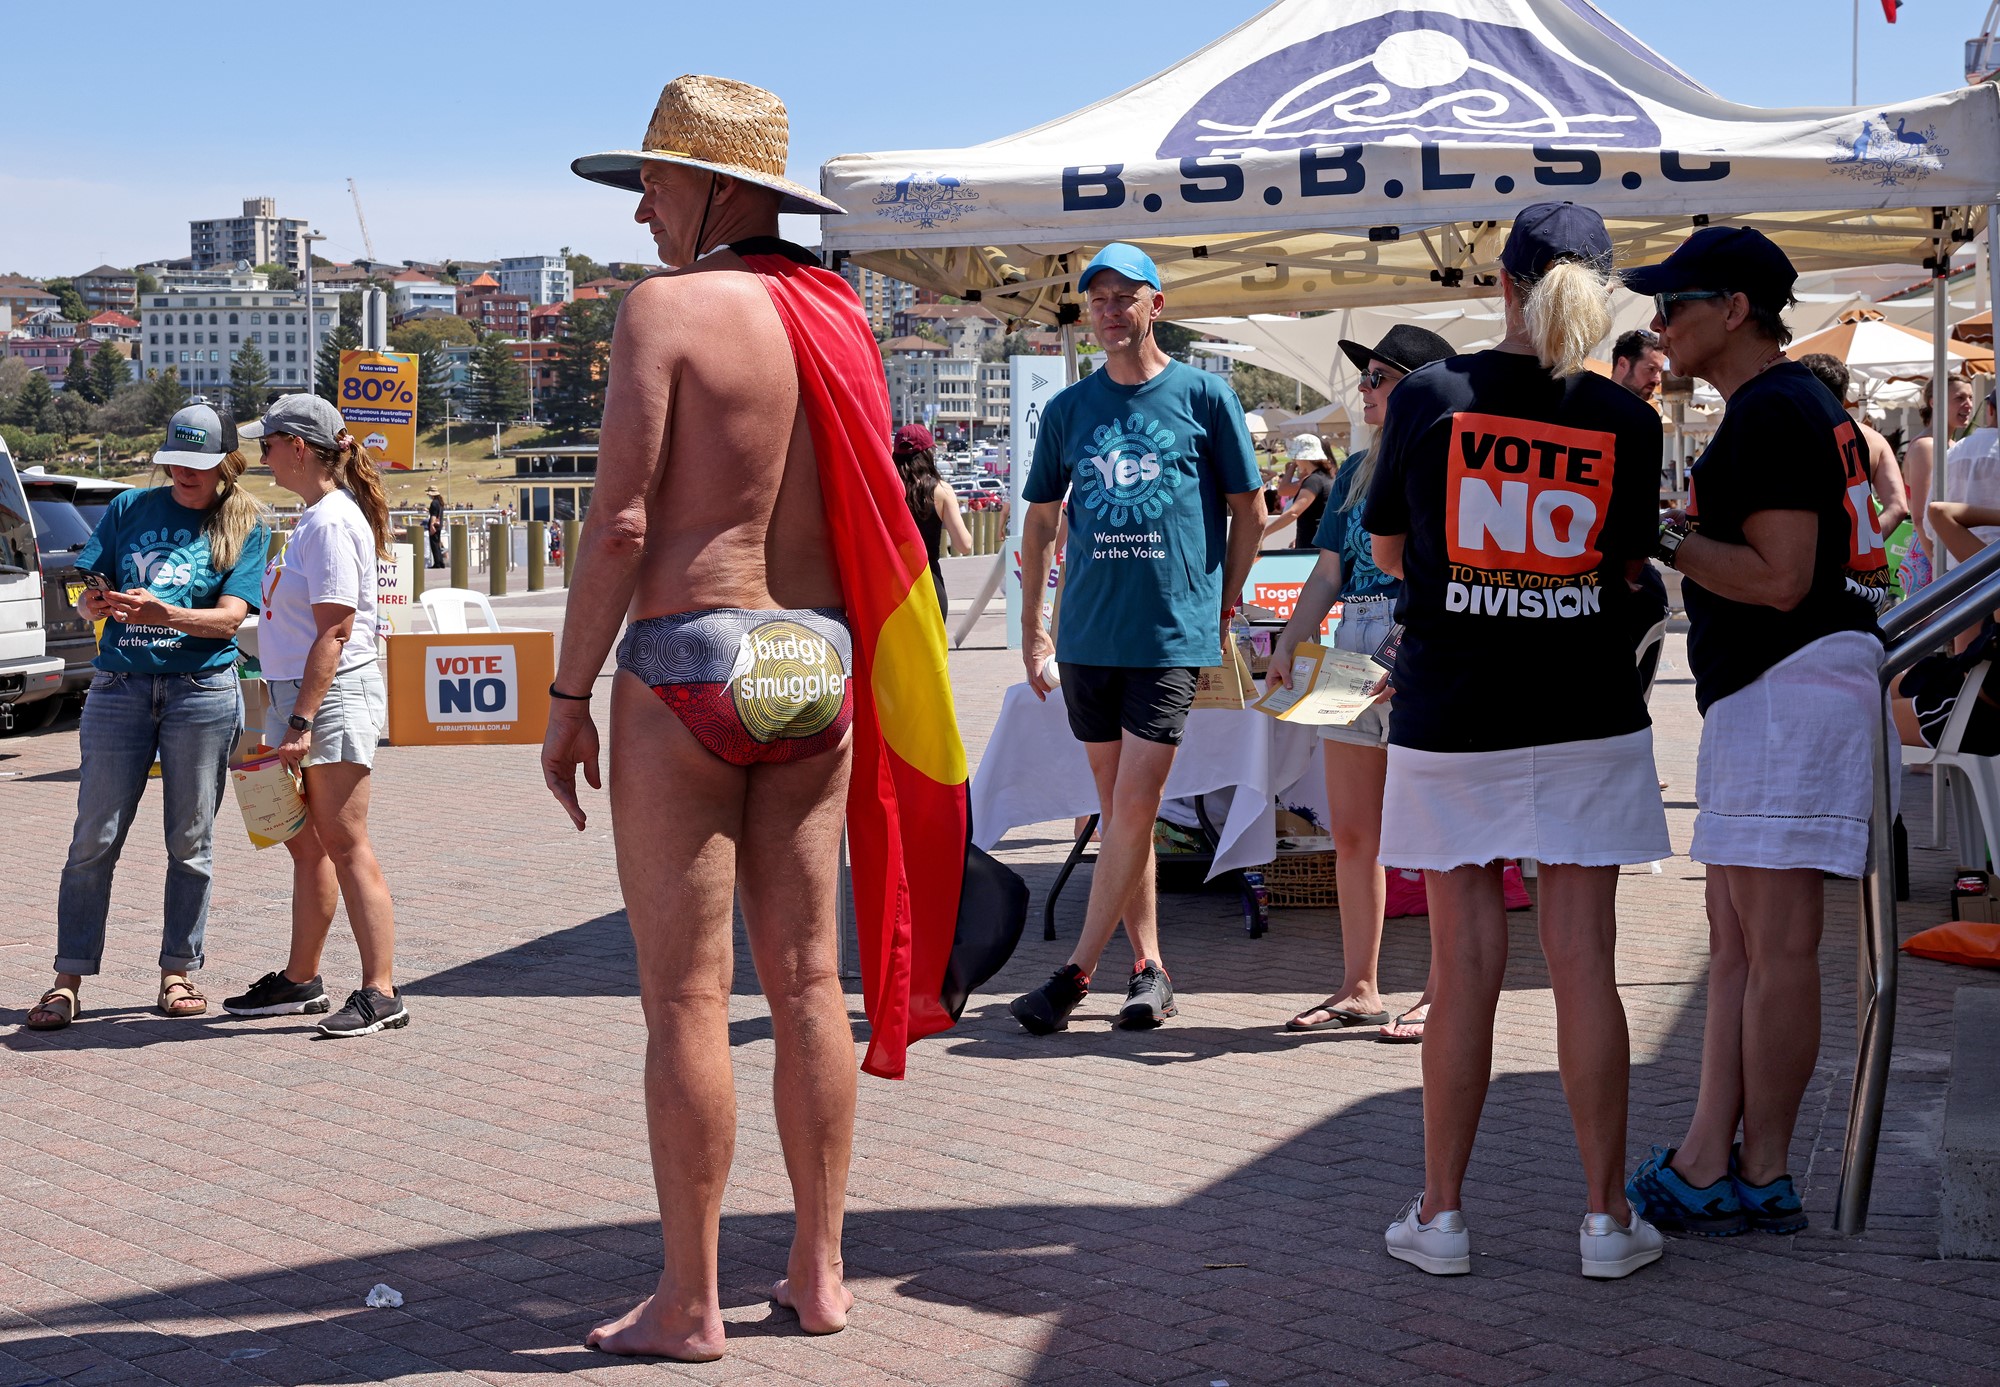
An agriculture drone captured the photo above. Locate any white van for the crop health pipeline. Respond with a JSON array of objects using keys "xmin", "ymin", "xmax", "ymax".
[{"xmin": 0, "ymin": 439, "xmax": 64, "ymax": 726}]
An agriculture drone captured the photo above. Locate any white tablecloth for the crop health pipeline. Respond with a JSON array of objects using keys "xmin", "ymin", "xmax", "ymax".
[{"xmin": 970, "ymin": 682, "xmax": 1322, "ymax": 877}]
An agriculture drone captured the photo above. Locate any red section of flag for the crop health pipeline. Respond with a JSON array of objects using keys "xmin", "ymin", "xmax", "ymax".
[
  {"xmin": 1881, "ymin": 0, "xmax": 1899, "ymax": 22},
  {"xmin": 742, "ymin": 249, "xmax": 968, "ymax": 1080}
]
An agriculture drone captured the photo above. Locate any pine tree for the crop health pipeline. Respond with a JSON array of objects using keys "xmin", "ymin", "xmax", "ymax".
[
  {"xmin": 414, "ymin": 344, "xmax": 453, "ymax": 429},
  {"xmin": 467, "ymin": 335, "xmax": 528, "ymax": 426},
  {"xmin": 231, "ymin": 342, "xmax": 272, "ymax": 422},
  {"xmin": 9, "ymin": 370, "xmax": 54, "ymax": 428},
  {"xmin": 315, "ymin": 323, "xmax": 361, "ymax": 405},
  {"xmin": 542, "ymin": 298, "xmax": 616, "ymax": 438},
  {"xmin": 66, "ymin": 344, "xmax": 102, "ymax": 404},
  {"xmin": 89, "ymin": 343, "xmax": 129, "ymax": 403},
  {"xmin": 145, "ymin": 366, "xmax": 184, "ymax": 426}
]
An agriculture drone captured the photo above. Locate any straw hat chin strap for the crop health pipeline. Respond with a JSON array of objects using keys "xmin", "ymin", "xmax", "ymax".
[{"xmin": 691, "ymin": 172, "xmax": 719, "ymax": 264}]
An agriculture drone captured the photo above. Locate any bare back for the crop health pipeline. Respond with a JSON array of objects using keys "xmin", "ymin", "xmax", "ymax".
[{"xmin": 615, "ymin": 252, "xmax": 842, "ymax": 619}]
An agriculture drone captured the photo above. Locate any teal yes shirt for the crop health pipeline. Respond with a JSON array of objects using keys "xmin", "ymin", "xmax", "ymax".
[
  {"xmin": 1024, "ymin": 361, "xmax": 1261, "ymax": 667},
  {"xmin": 77, "ymin": 486, "xmax": 269, "ymax": 674}
]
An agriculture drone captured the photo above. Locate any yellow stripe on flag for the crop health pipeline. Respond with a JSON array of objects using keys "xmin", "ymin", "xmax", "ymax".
[{"xmin": 871, "ymin": 570, "xmax": 968, "ymax": 786}]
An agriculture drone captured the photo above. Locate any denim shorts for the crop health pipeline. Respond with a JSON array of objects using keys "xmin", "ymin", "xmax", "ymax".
[
  {"xmin": 264, "ymin": 662, "xmax": 386, "ymax": 769},
  {"xmin": 1318, "ymin": 598, "xmax": 1393, "ymax": 748}
]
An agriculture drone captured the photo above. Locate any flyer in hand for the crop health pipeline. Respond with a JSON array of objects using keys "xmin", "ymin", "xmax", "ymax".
[{"xmin": 1251, "ymin": 642, "xmax": 1386, "ymax": 726}]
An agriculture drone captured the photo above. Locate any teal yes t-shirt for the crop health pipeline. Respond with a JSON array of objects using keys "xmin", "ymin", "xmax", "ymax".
[
  {"xmin": 77, "ymin": 486, "xmax": 269, "ymax": 674},
  {"xmin": 1023, "ymin": 360, "xmax": 1261, "ymax": 668}
]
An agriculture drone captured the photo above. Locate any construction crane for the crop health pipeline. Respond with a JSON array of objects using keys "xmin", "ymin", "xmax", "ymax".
[
  {"xmin": 1969, "ymin": 3, "xmax": 2000, "ymax": 85},
  {"xmin": 347, "ymin": 177, "xmax": 377, "ymax": 265}
]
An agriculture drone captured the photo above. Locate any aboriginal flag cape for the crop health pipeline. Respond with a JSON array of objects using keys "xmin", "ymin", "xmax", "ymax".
[{"xmin": 736, "ymin": 238, "xmax": 1022, "ymax": 1079}]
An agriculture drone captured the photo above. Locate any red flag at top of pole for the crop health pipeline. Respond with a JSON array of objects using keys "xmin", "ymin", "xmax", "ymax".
[{"xmin": 1881, "ymin": 0, "xmax": 1901, "ymax": 22}]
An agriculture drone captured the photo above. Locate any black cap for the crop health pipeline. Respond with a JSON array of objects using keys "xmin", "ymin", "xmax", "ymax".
[
  {"xmin": 1500, "ymin": 201, "xmax": 1613, "ymax": 281},
  {"xmin": 1338, "ymin": 323, "xmax": 1455, "ymax": 376},
  {"xmin": 1621, "ymin": 226, "xmax": 1798, "ymax": 310}
]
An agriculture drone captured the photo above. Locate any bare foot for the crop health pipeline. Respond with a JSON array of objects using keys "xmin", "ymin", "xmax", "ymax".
[
  {"xmin": 585, "ymin": 1292, "xmax": 725, "ymax": 1361},
  {"xmin": 771, "ymin": 1271, "xmax": 853, "ymax": 1335}
]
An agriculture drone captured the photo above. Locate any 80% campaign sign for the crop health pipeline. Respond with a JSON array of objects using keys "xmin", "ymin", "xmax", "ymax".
[{"xmin": 336, "ymin": 350, "xmax": 418, "ymax": 471}]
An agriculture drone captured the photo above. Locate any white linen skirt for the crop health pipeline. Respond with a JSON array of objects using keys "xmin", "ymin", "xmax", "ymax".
[
  {"xmin": 1690, "ymin": 630, "xmax": 1886, "ymax": 876},
  {"xmin": 1380, "ymin": 727, "xmax": 1670, "ymax": 871}
]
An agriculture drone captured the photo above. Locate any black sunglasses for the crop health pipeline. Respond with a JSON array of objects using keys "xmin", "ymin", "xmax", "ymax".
[
  {"xmin": 1360, "ymin": 367, "xmax": 1402, "ymax": 389},
  {"xmin": 1654, "ymin": 290, "xmax": 1731, "ymax": 323}
]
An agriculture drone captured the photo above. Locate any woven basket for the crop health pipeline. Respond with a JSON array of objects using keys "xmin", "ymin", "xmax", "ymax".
[{"xmin": 1260, "ymin": 850, "xmax": 1338, "ymax": 908}]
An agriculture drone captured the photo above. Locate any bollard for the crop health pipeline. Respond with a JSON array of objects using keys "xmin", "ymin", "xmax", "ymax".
[
  {"xmin": 450, "ymin": 521, "xmax": 469, "ymax": 590},
  {"xmin": 562, "ymin": 519, "xmax": 578, "ymax": 588},
  {"xmin": 403, "ymin": 522, "xmax": 426, "ymax": 599},
  {"xmin": 488, "ymin": 522, "xmax": 508, "ymax": 597},
  {"xmin": 527, "ymin": 521, "xmax": 546, "ymax": 592}
]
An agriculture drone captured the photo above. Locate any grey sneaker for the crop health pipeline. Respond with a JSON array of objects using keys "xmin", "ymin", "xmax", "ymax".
[
  {"xmin": 1117, "ymin": 959, "xmax": 1177, "ymax": 1029},
  {"xmin": 1385, "ymin": 1194, "xmax": 1471, "ymax": 1275},
  {"xmin": 1580, "ymin": 1211, "xmax": 1664, "ymax": 1279},
  {"xmin": 317, "ymin": 987, "xmax": 409, "ymax": 1037}
]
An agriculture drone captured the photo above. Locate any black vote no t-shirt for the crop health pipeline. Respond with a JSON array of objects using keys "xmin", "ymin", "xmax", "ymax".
[
  {"xmin": 1682, "ymin": 360, "xmax": 1885, "ymax": 713},
  {"xmin": 1362, "ymin": 350, "xmax": 1662, "ymax": 754}
]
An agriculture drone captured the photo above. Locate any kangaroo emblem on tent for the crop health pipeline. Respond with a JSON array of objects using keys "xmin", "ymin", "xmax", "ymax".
[{"xmin": 1828, "ymin": 113, "xmax": 1947, "ymax": 188}]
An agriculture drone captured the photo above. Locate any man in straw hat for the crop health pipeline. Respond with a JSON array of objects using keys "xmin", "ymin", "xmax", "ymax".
[{"xmin": 544, "ymin": 75, "xmax": 979, "ymax": 1358}]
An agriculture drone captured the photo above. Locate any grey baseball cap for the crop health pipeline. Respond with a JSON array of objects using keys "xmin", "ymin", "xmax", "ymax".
[
  {"xmin": 152, "ymin": 402, "xmax": 237, "ymax": 470},
  {"xmin": 238, "ymin": 392, "xmax": 345, "ymax": 449}
]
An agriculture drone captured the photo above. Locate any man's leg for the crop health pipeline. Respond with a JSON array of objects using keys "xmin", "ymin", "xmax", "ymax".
[
  {"xmin": 1536, "ymin": 864, "xmax": 1632, "ymax": 1219},
  {"xmin": 1670, "ymin": 870, "xmax": 1750, "ymax": 1186},
  {"xmin": 1418, "ymin": 863, "xmax": 1508, "ymax": 1219},
  {"xmin": 737, "ymin": 735, "xmax": 856, "ymax": 1335},
  {"xmin": 1068, "ymin": 732, "xmax": 1177, "ymax": 975},
  {"xmin": 587, "ymin": 673, "xmax": 746, "ymax": 1361}
]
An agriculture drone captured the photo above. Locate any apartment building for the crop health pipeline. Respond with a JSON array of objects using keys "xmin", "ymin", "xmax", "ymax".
[
  {"xmin": 73, "ymin": 265, "xmax": 139, "ymax": 316},
  {"xmin": 0, "ymin": 278, "xmax": 57, "ymax": 321},
  {"xmin": 139, "ymin": 267, "xmax": 336, "ymax": 392},
  {"xmin": 495, "ymin": 255, "xmax": 572, "ymax": 306},
  {"xmin": 387, "ymin": 272, "xmax": 457, "ymax": 322},
  {"xmin": 892, "ymin": 302, "xmax": 1003, "ymax": 358},
  {"xmin": 457, "ymin": 274, "xmax": 531, "ymax": 336},
  {"xmin": 839, "ymin": 262, "xmax": 918, "ymax": 337},
  {"xmin": 190, "ymin": 197, "xmax": 311, "ymax": 274}
]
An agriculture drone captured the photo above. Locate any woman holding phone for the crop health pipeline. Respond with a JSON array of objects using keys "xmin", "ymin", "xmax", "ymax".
[{"xmin": 26, "ymin": 402, "xmax": 268, "ymax": 1029}]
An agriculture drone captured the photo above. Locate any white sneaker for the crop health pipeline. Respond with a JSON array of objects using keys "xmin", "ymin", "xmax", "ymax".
[
  {"xmin": 1579, "ymin": 1210, "xmax": 1664, "ymax": 1279},
  {"xmin": 1385, "ymin": 1194, "xmax": 1471, "ymax": 1275}
]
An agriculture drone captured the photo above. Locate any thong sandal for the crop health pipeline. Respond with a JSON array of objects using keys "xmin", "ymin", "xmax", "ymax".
[
  {"xmin": 27, "ymin": 987, "xmax": 79, "ymax": 1031},
  {"xmin": 1377, "ymin": 1007, "xmax": 1427, "ymax": 1045},
  {"xmin": 158, "ymin": 975, "xmax": 207, "ymax": 1018},
  {"xmin": 1287, "ymin": 998, "xmax": 1393, "ymax": 1032}
]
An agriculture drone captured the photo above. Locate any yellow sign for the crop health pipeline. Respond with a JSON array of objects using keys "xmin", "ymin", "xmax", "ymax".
[{"xmin": 336, "ymin": 350, "xmax": 418, "ymax": 471}]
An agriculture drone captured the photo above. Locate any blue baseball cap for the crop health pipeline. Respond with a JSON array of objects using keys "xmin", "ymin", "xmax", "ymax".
[
  {"xmin": 1500, "ymin": 201, "xmax": 1613, "ymax": 281},
  {"xmin": 1077, "ymin": 243, "xmax": 1161, "ymax": 293}
]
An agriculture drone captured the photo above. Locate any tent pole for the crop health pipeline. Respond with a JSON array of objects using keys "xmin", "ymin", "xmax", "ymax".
[
  {"xmin": 1934, "ymin": 269, "xmax": 1952, "ymax": 570},
  {"xmin": 1060, "ymin": 322, "xmax": 1080, "ymax": 386}
]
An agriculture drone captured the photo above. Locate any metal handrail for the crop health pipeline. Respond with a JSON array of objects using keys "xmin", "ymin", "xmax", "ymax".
[{"xmin": 1837, "ymin": 551, "xmax": 2000, "ymax": 1235}]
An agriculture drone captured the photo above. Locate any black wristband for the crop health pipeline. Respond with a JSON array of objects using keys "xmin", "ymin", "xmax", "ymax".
[{"xmin": 548, "ymin": 683, "xmax": 593, "ymax": 701}]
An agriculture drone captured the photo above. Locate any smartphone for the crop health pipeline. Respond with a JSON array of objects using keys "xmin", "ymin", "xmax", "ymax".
[{"xmin": 82, "ymin": 571, "xmax": 113, "ymax": 594}]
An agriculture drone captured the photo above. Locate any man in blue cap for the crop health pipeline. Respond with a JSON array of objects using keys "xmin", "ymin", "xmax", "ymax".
[
  {"xmin": 1010, "ymin": 242, "xmax": 1264, "ymax": 1035},
  {"xmin": 1620, "ymin": 225, "xmax": 1887, "ymax": 1242}
]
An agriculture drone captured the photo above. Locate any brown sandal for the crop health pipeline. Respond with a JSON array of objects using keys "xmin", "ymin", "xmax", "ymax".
[
  {"xmin": 158, "ymin": 975, "xmax": 207, "ymax": 1018},
  {"xmin": 27, "ymin": 987, "xmax": 80, "ymax": 1030}
]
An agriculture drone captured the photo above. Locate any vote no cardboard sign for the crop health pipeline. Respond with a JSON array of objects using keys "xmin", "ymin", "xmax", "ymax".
[{"xmin": 383, "ymin": 629, "xmax": 554, "ymax": 746}]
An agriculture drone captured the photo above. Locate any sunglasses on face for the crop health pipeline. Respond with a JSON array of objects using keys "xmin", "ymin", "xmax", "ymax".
[
  {"xmin": 1360, "ymin": 368, "xmax": 1401, "ymax": 390},
  {"xmin": 1654, "ymin": 290, "xmax": 1731, "ymax": 324}
]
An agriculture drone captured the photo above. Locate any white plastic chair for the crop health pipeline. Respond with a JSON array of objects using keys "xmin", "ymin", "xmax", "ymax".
[
  {"xmin": 417, "ymin": 587, "xmax": 500, "ymax": 635},
  {"xmin": 1902, "ymin": 659, "xmax": 2000, "ymax": 870}
]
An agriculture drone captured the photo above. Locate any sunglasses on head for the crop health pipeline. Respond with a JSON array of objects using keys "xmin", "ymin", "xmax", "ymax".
[{"xmin": 1654, "ymin": 290, "xmax": 1732, "ymax": 323}]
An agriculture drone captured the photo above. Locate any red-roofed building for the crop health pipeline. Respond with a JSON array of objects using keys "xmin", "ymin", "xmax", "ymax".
[
  {"xmin": 85, "ymin": 311, "xmax": 141, "ymax": 343},
  {"xmin": 5, "ymin": 334, "xmax": 126, "ymax": 386},
  {"xmin": 528, "ymin": 303, "xmax": 567, "ymax": 340},
  {"xmin": 457, "ymin": 275, "xmax": 530, "ymax": 336}
]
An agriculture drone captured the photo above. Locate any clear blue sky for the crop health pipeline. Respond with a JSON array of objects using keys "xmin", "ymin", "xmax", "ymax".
[{"xmin": 0, "ymin": 0, "xmax": 1978, "ymax": 276}]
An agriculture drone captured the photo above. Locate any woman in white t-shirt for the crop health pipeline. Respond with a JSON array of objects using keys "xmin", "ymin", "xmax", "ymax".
[{"xmin": 220, "ymin": 394, "xmax": 407, "ymax": 1039}]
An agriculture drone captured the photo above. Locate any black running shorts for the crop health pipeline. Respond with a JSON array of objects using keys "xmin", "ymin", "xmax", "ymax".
[{"xmin": 1058, "ymin": 664, "xmax": 1201, "ymax": 746}]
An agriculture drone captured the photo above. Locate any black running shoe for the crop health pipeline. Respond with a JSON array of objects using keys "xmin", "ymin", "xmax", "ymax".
[
  {"xmin": 222, "ymin": 970, "xmax": 330, "ymax": 1017},
  {"xmin": 1118, "ymin": 959, "xmax": 1177, "ymax": 1029},
  {"xmin": 1010, "ymin": 965, "xmax": 1089, "ymax": 1035},
  {"xmin": 317, "ymin": 987, "xmax": 409, "ymax": 1037}
]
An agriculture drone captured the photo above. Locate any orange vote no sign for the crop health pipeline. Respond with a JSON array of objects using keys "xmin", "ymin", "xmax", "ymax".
[{"xmin": 383, "ymin": 630, "xmax": 554, "ymax": 746}]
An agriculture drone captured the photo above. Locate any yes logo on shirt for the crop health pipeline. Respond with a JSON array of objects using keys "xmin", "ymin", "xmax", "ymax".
[
  {"xmin": 1444, "ymin": 412, "xmax": 1617, "ymax": 620},
  {"xmin": 1074, "ymin": 412, "xmax": 1186, "ymax": 528},
  {"xmin": 124, "ymin": 526, "xmax": 213, "ymax": 603}
]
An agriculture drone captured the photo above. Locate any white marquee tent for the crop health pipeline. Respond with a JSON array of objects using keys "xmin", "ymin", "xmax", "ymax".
[{"xmin": 820, "ymin": 0, "xmax": 2000, "ymax": 324}]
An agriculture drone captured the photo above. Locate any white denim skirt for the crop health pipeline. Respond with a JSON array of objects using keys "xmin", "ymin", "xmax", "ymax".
[{"xmin": 1380, "ymin": 727, "xmax": 1670, "ymax": 871}]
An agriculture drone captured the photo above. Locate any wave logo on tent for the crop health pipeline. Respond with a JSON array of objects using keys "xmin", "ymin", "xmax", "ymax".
[
  {"xmin": 1075, "ymin": 413, "xmax": 1186, "ymax": 529},
  {"xmin": 1157, "ymin": 14, "xmax": 1658, "ymax": 157},
  {"xmin": 873, "ymin": 171, "xmax": 980, "ymax": 229},
  {"xmin": 1826, "ymin": 112, "xmax": 1948, "ymax": 188}
]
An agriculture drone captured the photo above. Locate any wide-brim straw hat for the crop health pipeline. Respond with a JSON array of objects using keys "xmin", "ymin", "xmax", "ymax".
[{"xmin": 572, "ymin": 74, "xmax": 846, "ymax": 216}]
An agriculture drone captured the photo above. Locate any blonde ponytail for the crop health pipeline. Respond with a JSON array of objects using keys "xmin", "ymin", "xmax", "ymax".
[
  {"xmin": 1520, "ymin": 258, "xmax": 1614, "ymax": 379},
  {"xmin": 306, "ymin": 432, "xmax": 393, "ymax": 558}
]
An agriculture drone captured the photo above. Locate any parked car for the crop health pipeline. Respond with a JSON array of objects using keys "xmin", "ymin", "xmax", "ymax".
[
  {"xmin": 18, "ymin": 473, "xmax": 98, "ymax": 714},
  {"xmin": 0, "ymin": 441, "xmax": 65, "ymax": 730},
  {"xmin": 67, "ymin": 475, "xmax": 134, "ymax": 533}
]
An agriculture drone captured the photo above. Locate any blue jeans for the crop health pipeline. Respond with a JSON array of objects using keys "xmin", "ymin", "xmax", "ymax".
[{"xmin": 55, "ymin": 669, "xmax": 242, "ymax": 975}]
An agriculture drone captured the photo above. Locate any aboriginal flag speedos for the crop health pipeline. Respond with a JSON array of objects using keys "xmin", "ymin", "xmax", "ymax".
[{"xmin": 741, "ymin": 246, "xmax": 1027, "ymax": 1079}]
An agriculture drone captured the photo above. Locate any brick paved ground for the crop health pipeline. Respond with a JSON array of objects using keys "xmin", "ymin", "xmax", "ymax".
[{"xmin": 3, "ymin": 565, "xmax": 1997, "ymax": 1387}]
